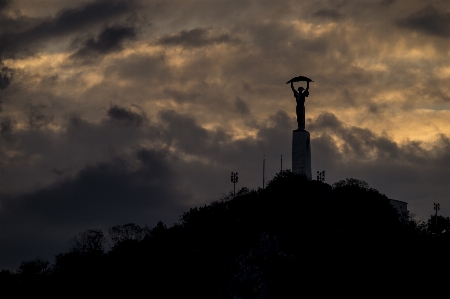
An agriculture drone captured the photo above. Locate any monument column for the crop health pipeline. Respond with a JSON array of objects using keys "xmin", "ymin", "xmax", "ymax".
[
  {"xmin": 286, "ymin": 76, "xmax": 313, "ymax": 180},
  {"xmin": 292, "ymin": 129, "xmax": 311, "ymax": 179}
]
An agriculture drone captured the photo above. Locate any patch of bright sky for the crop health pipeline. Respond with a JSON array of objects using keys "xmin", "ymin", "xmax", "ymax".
[
  {"xmin": 390, "ymin": 38, "xmax": 438, "ymax": 59},
  {"xmin": 364, "ymin": 109, "xmax": 450, "ymax": 144},
  {"xmin": 351, "ymin": 60, "xmax": 388, "ymax": 72},
  {"xmin": 3, "ymin": 53, "xmax": 68, "ymax": 70},
  {"xmin": 434, "ymin": 66, "xmax": 450, "ymax": 79},
  {"xmin": 229, "ymin": 123, "xmax": 258, "ymax": 140},
  {"xmin": 289, "ymin": 19, "xmax": 341, "ymax": 36}
]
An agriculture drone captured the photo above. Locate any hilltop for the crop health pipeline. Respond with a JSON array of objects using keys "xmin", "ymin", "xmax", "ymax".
[{"xmin": 1, "ymin": 171, "xmax": 449, "ymax": 297}]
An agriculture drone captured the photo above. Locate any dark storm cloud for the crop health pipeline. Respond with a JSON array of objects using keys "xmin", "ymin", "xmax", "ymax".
[
  {"xmin": 0, "ymin": 0, "xmax": 10, "ymax": 11},
  {"xmin": 0, "ymin": 106, "xmax": 162, "ymax": 197},
  {"xmin": 310, "ymin": 112, "xmax": 400, "ymax": 160},
  {"xmin": 340, "ymin": 89, "xmax": 356, "ymax": 107},
  {"xmin": 309, "ymin": 112, "xmax": 343, "ymax": 131},
  {"xmin": 158, "ymin": 109, "xmax": 218, "ymax": 155},
  {"xmin": 367, "ymin": 101, "xmax": 389, "ymax": 115},
  {"xmin": 0, "ymin": 148, "xmax": 188, "ymax": 270},
  {"xmin": 107, "ymin": 104, "xmax": 146, "ymax": 126},
  {"xmin": 397, "ymin": 5, "xmax": 450, "ymax": 38},
  {"xmin": 157, "ymin": 28, "xmax": 239, "ymax": 48},
  {"xmin": 312, "ymin": 9, "xmax": 343, "ymax": 20},
  {"xmin": 160, "ymin": 109, "xmax": 291, "ymax": 163},
  {"xmin": 310, "ymin": 112, "xmax": 450, "ymax": 171},
  {"xmin": 0, "ymin": 115, "xmax": 13, "ymax": 135},
  {"xmin": 104, "ymin": 53, "xmax": 171, "ymax": 84},
  {"xmin": 154, "ymin": 109, "xmax": 293, "ymax": 206},
  {"xmin": 47, "ymin": 0, "xmax": 135, "ymax": 32},
  {"xmin": 0, "ymin": 65, "xmax": 13, "ymax": 90},
  {"xmin": 9, "ymin": 150, "xmax": 177, "ymax": 224},
  {"xmin": 163, "ymin": 88, "xmax": 202, "ymax": 104},
  {"xmin": 157, "ymin": 109, "xmax": 287, "ymax": 173},
  {"xmin": 309, "ymin": 113, "xmax": 450, "ymax": 215},
  {"xmin": 71, "ymin": 25, "xmax": 136, "ymax": 59},
  {"xmin": 256, "ymin": 111, "xmax": 292, "ymax": 147},
  {"xmin": 235, "ymin": 97, "xmax": 250, "ymax": 115},
  {"xmin": 0, "ymin": 0, "xmax": 136, "ymax": 57},
  {"xmin": 28, "ymin": 105, "xmax": 54, "ymax": 129}
]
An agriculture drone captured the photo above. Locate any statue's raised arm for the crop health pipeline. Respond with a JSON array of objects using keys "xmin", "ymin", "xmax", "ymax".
[
  {"xmin": 304, "ymin": 81, "xmax": 310, "ymax": 97},
  {"xmin": 290, "ymin": 81, "xmax": 298, "ymax": 95}
]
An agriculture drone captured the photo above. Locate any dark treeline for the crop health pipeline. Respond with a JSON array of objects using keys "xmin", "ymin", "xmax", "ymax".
[{"xmin": 1, "ymin": 171, "xmax": 450, "ymax": 297}]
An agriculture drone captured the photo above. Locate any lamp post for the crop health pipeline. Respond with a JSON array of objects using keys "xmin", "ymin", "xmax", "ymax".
[
  {"xmin": 231, "ymin": 172, "xmax": 238, "ymax": 198},
  {"xmin": 317, "ymin": 170, "xmax": 325, "ymax": 183}
]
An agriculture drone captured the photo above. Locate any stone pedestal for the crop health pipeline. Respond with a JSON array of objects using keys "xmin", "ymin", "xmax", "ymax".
[{"xmin": 292, "ymin": 129, "xmax": 311, "ymax": 180}]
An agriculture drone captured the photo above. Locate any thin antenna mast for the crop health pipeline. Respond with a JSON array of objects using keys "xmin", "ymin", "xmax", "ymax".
[
  {"xmin": 281, "ymin": 155, "xmax": 283, "ymax": 173},
  {"xmin": 263, "ymin": 155, "xmax": 265, "ymax": 189}
]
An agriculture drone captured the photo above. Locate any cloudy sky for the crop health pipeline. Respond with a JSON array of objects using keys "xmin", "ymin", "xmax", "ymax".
[{"xmin": 1, "ymin": 0, "xmax": 449, "ymax": 269}]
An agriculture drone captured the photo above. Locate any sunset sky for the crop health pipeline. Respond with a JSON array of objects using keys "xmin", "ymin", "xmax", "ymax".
[{"xmin": 1, "ymin": 0, "xmax": 450, "ymax": 269}]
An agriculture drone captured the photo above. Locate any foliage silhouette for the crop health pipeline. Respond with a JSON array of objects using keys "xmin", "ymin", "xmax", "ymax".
[
  {"xmin": 70, "ymin": 228, "xmax": 106, "ymax": 254},
  {"xmin": 426, "ymin": 215, "xmax": 450, "ymax": 235},
  {"xmin": 109, "ymin": 223, "xmax": 150, "ymax": 248},
  {"xmin": 18, "ymin": 258, "xmax": 50, "ymax": 277},
  {"xmin": 2, "ymin": 171, "xmax": 450, "ymax": 296}
]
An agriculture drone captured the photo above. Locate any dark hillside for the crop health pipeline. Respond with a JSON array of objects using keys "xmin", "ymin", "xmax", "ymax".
[{"xmin": 2, "ymin": 171, "xmax": 449, "ymax": 297}]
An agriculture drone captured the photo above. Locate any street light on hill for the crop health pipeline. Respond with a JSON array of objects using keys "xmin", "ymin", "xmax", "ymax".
[
  {"xmin": 317, "ymin": 171, "xmax": 325, "ymax": 183},
  {"xmin": 231, "ymin": 172, "xmax": 238, "ymax": 198}
]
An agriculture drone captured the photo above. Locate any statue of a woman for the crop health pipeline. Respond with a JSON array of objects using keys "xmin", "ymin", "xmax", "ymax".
[{"xmin": 291, "ymin": 81, "xmax": 309, "ymax": 130}]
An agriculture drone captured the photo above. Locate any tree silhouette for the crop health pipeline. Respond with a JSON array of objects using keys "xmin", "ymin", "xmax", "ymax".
[
  {"xmin": 70, "ymin": 229, "xmax": 106, "ymax": 254},
  {"xmin": 3, "ymin": 171, "xmax": 450, "ymax": 296},
  {"xmin": 17, "ymin": 258, "xmax": 50, "ymax": 277},
  {"xmin": 109, "ymin": 223, "xmax": 149, "ymax": 247},
  {"xmin": 427, "ymin": 215, "xmax": 450, "ymax": 235}
]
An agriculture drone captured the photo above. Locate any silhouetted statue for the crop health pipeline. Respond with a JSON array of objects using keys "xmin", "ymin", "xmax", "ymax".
[
  {"xmin": 286, "ymin": 76, "xmax": 313, "ymax": 130},
  {"xmin": 291, "ymin": 81, "xmax": 309, "ymax": 130}
]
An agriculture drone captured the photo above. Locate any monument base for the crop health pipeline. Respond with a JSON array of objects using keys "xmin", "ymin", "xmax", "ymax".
[{"xmin": 292, "ymin": 129, "xmax": 312, "ymax": 180}]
